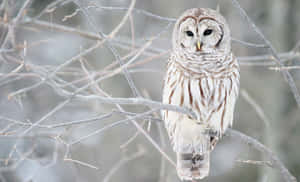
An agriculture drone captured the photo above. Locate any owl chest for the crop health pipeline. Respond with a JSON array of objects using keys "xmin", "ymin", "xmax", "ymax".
[{"xmin": 164, "ymin": 70, "xmax": 234, "ymax": 121}]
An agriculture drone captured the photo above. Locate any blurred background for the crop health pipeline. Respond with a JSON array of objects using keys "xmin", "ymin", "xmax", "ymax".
[{"xmin": 0, "ymin": 0, "xmax": 299, "ymax": 181}]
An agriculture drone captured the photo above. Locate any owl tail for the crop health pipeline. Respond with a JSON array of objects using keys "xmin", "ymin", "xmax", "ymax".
[{"xmin": 176, "ymin": 152, "xmax": 210, "ymax": 181}]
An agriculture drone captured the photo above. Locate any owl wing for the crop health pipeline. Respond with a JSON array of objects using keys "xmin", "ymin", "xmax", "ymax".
[
  {"xmin": 207, "ymin": 79, "xmax": 238, "ymax": 134},
  {"xmin": 201, "ymin": 74, "xmax": 239, "ymax": 134}
]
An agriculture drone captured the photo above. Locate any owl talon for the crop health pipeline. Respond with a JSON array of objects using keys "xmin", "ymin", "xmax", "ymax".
[
  {"xmin": 202, "ymin": 128, "xmax": 219, "ymax": 137},
  {"xmin": 208, "ymin": 129, "xmax": 219, "ymax": 137}
]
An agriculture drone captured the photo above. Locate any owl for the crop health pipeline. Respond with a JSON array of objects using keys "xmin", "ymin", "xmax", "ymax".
[{"xmin": 162, "ymin": 8, "xmax": 240, "ymax": 181}]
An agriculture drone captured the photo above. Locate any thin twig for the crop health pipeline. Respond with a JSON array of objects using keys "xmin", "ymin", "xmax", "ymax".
[
  {"xmin": 241, "ymin": 90, "xmax": 270, "ymax": 128},
  {"xmin": 72, "ymin": 96, "xmax": 196, "ymax": 119},
  {"xmin": 236, "ymin": 159, "xmax": 273, "ymax": 168},
  {"xmin": 231, "ymin": 0, "xmax": 300, "ymax": 108},
  {"xmin": 64, "ymin": 158, "xmax": 99, "ymax": 170},
  {"xmin": 108, "ymin": 0, "xmax": 136, "ymax": 39},
  {"xmin": 232, "ymin": 38, "xmax": 267, "ymax": 48},
  {"xmin": 73, "ymin": 0, "xmax": 141, "ymax": 97},
  {"xmin": 269, "ymin": 66, "xmax": 300, "ymax": 71},
  {"xmin": 34, "ymin": 0, "xmax": 65, "ymax": 20},
  {"xmin": 226, "ymin": 129, "xmax": 297, "ymax": 182},
  {"xmin": 79, "ymin": 3, "xmax": 176, "ymax": 22},
  {"xmin": 13, "ymin": 0, "xmax": 32, "ymax": 23},
  {"xmin": 103, "ymin": 146, "xmax": 145, "ymax": 182},
  {"xmin": 69, "ymin": 108, "xmax": 160, "ymax": 145}
]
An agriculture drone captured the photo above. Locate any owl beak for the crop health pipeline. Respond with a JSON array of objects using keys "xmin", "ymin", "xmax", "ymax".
[{"xmin": 196, "ymin": 41, "xmax": 202, "ymax": 51}]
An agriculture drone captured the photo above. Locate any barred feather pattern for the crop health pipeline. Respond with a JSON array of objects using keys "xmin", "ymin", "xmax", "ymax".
[{"xmin": 162, "ymin": 51, "xmax": 239, "ymax": 180}]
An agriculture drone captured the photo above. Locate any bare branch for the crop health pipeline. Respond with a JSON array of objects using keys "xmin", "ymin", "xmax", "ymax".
[
  {"xmin": 103, "ymin": 146, "xmax": 145, "ymax": 182},
  {"xmin": 73, "ymin": 0, "xmax": 141, "ymax": 97},
  {"xmin": 64, "ymin": 158, "xmax": 99, "ymax": 170},
  {"xmin": 269, "ymin": 66, "xmax": 300, "ymax": 71},
  {"xmin": 232, "ymin": 37, "xmax": 267, "ymax": 48},
  {"xmin": 13, "ymin": 0, "xmax": 33, "ymax": 23},
  {"xmin": 241, "ymin": 89, "xmax": 271, "ymax": 128},
  {"xmin": 231, "ymin": 0, "xmax": 300, "ymax": 108},
  {"xmin": 34, "ymin": 0, "xmax": 66, "ymax": 20},
  {"xmin": 236, "ymin": 159, "xmax": 273, "ymax": 168},
  {"xmin": 226, "ymin": 129, "xmax": 297, "ymax": 182}
]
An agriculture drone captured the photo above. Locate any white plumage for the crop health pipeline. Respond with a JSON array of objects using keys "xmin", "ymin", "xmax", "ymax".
[{"xmin": 162, "ymin": 8, "xmax": 240, "ymax": 180}]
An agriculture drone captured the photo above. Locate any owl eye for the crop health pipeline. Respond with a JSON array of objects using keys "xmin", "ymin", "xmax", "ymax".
[
  {"xmin": 186, "ymin": 31, "xmax": 194, "ymax": 37},
  {"xmin": 203, "ymin": 29, "xmax": 213, "ymax": 36}
]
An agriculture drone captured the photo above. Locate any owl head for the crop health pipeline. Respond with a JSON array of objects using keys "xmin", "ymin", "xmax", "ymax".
[{"xmin": 172, "ymin": 8, "xmax": 231, "ymax": 56}]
